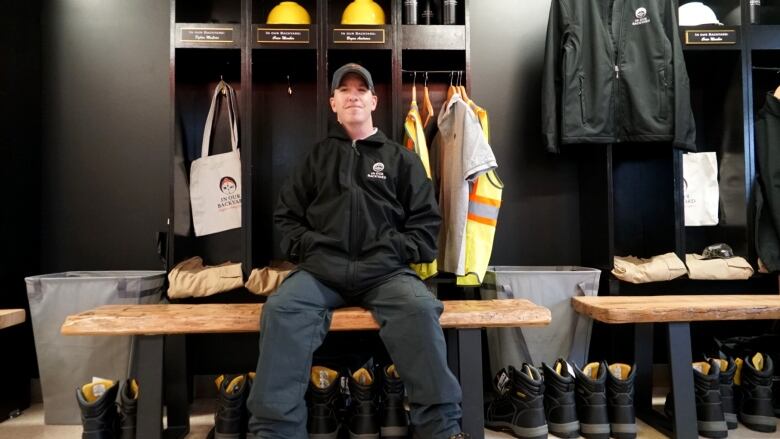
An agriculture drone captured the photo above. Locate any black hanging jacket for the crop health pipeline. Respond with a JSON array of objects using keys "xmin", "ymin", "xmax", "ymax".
[
  {"xmin": 274, "ymin": 123, "xmax": 440, "ymax": 294},
  {"xmin": 755, "ymin": 93, "xmax": 780, "ymax": 271},
  {"xmin": 542, "ymin": 0, "xmax": 696, "ymax": 153}
]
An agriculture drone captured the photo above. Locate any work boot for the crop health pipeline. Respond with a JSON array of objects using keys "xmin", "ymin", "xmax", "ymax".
[
  {"xmin": 692, "ymin": 360, "xmax": 728, "ymax": 438},
  {"xmin": 307, "ymin": 366, "xmax": 342, "ymax": 439},
  {"xmin": 485, "ymin": 364, "xmax": 548, "ymax": 439},
  {"xmin": 736, "ymin": 352, "xmax": 777, "ymax": 432},
  {"xmin": 606, "ymin": 363, "xmax": 636, "ymax": 439},
  {"xmin": 348, "ymin": 367, "xmax": 379, "ymax": 439},
  {"xmin": 379, "ymin": 365, "xmax": 408, "ymax": 438},
  {"xmin": 574, "ymin": 362, "xmax": 609, "ymax": 439},
  {"xmin": 710, "ymin": 356, "xmax": 737, "ymax": 429},
  {"xmin": 76, "ymin": 379, "xmax": 119, "ymax": 439},
  {"xmin": 542, "ymin": 359, "xmax": 580, "ymax": 438},
  {"xmin": 448, "ymin": 434, "xmax": 470, "ymax": 439},
  {"xmin": 209, "ymin": 374, "xmax": 251, "ymax": 439},
  {"xmin": 118, "ymin": 379, "xmax": 138, "ymax": 439}
]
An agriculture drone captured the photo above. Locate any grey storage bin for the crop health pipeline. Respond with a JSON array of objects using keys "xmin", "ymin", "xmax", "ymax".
[
  {"xmin": 481, "ymin": 266, "xmax": 600, "ymax": 376},
  {"xmin": 25, "ymin": 271, "xmax": 164, "ymax": 425}
]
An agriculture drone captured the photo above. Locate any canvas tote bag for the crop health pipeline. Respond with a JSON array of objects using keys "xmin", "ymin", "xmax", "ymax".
[
  {"xmin": 683, "ymin": 152, "xmax": 719, "ymax": 226},
  {"xmin": 190, "ymin": 80, "xmax": 242, "ymax": 236}
]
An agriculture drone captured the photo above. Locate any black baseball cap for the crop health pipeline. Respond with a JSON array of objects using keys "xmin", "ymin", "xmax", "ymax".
[{"xmin": 331, "ymin": 63, "xmax": 375, "ymax": 95}]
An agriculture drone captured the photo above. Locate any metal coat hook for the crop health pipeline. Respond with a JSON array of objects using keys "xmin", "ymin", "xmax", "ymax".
[
  {"xmin": 449, "ymin": 71, "xmax": 454, "ymax": 86},
  {"xmin": 413, "ymin": 71, "xmax": 417, "ymax": 88},
  {"xmin": 424, "ymin": 71, "xmax": 429, "ymax": 88},
  {"xmin": 287, "ymin": 75, "xmax": 293, "ymax": 96}
]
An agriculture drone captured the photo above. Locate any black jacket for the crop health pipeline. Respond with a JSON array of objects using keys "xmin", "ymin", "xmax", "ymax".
[
  {"xmin": 274, "ymin": 124, "xmax": 440, "ymax": 293},
  {"xmin": 755, "ymin": 93, "xmax": 780, "ymax": 272},
  {"xmin": 542, "ymin": 0, "xmax": 696, "ymax": 152}
]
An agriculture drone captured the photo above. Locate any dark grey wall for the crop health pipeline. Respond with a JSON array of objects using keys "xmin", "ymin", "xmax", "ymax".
[
  {"xmin": 471, "ymin": 0, "xmax": 582, "ymax": 266},
  {"xmin": 40, "ymin": 0, "xmax": 170, "ymax": 272}
]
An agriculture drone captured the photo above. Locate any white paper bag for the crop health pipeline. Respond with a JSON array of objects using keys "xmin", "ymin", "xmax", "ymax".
[
  {"xmin": 683, "ymin": 152, "xmax": 719, "ymax": 226},
  {"xmin": 190, "ymin": 81, "xmax": 242, "ymax": 236}
]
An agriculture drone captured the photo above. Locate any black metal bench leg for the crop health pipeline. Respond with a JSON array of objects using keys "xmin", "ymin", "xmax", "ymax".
[
  {"xmin": 634, "ymin": 323, "xmax": 654, "ymax": 413},
  {"xmin": 667, "ymin": 322, "xmax": 697, "ymax": 439},
  {"xmin": 457, "ymin": 328, "xmax": 484, "ymax": 439},
  {"xmin": 164, "ymin": 334, "xmax": 190, "ymax": 439},
  {"xmin": 137, "ymin": 335, "xmax": 164, "ymax": 439}
]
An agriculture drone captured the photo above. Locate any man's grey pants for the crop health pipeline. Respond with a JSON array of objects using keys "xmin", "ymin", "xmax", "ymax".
[{"xmin": 246, "ymin": 269, "xmax": 463, "ymax": 439}]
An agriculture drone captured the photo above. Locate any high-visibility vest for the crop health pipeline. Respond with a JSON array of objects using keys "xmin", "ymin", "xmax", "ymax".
[
  {"xmin": 456, "ymin": 101, "xmax": 503, "ymax": 286},
  {"xmin": 404, "ymin": 101, "xmax": 437, "ymax": 279}
]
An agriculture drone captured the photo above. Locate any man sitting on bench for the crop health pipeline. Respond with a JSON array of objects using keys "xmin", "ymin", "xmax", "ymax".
[{"xmin": 246, "ymin": 63, "xmax": 469, "ymax": 439}]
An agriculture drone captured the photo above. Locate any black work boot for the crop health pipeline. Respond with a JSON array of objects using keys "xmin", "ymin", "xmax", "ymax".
[
  {"xmin": 606, "ymin": 363, "xmax": 636, "ymax": 439},
  {"xmin": 737, "ymin": 353, "xmax": 777, "ymax": 432},
  {"xmin": 76, "ymin": 379, "xmax": 119, "ymax": 439},
  {"xmin": 307, "ymin": 366, "xmax": 342, "ymax": 439},
  {"xmin": 574, "ymin": 362, "xmax": 609, "ymax": 439},
  {"xmin": 118, "ymin": 379, "xmax": 138, "ymax": 439},
  {"xmin": 693, "ymin": 360, "xmax": 728, "ymax": 438},
  {"xmin": 379, "ymin": 365, "xmax": 408, "ymax": 438},
  {"xmin": 710, "ymin": 356, "xmax": 737, "ymax": 429},
  {"xmin": 663, "ymin": 360, "xmax": 728, "ymax": 437},
  {"xmin": 542, "ymin": 359, "xmax": 580, "ymax": 438},
  {"xmin": 209, "ymin": 374, "xmax": 251, "ymax": 439},
  {"xmin": 348, "ymin": 367, "xmax": 379, "ymax": 439},
  {"xmin": 485, "ymin": 364, "xmax": 548, "ymax": 439}
]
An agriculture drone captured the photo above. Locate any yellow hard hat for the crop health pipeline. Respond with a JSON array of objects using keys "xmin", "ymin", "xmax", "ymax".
[
  {"xmin": 341, "ymin": 0, "xmax": 386, "ymax": 25},
  {"xmin": 267, "ymin": 1, "xmax": 311, "ymax": 25}
]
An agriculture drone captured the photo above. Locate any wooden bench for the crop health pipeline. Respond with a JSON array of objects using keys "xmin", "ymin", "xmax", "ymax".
[
  {"xmin": 62, "ymin": 299, "xmax": 550, "ymax": 439},
  {"xmin": 0, "ymin": 309, "xmax": 25, "ymax": 330},
  {"xmin": 572, "ymin": 294, "xmax": 780, "ymax": 439}
]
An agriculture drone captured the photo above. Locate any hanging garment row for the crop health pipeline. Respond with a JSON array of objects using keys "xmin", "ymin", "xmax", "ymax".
[{"xmin": 401, "ymin": 72, "xmax": 504, "ymax": 286}]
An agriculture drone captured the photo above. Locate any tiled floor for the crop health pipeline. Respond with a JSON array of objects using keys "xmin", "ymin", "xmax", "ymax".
[{"xmin": 0, "ymin": 399, "xmax": 777, "ymax": 439}]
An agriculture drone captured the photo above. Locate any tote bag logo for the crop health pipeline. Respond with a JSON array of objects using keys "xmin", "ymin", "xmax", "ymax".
[{"xmin": 220, "ymin": 176, "xmax": 238, "ymax": 195}]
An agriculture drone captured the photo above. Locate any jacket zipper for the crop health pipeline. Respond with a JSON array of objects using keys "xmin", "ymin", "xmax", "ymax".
[
  {"xmin": 611, "ymin": 0, "xmax": 625, "ymax": 141},
  {"xmin": 348, "ymin": 140, "xmax": 360, "ymax": 289},
  {"xmin": 578, "ymin": 75, "xmax": 586, "ymax": 125}
]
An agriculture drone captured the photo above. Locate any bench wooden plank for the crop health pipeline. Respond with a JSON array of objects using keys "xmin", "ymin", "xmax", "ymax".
[
  {"xmin": 572, "ymin": 294, "xmax": 780, "ymax": 324},
  {"xmin": 0, "ymin": 309, "xmax": 25, "ymax": 330},
  {"xmin": 61, "ymin": 299, "xmax": 551, "ymax": 336}
]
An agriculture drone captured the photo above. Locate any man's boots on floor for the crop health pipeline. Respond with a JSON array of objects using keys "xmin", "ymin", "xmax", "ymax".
[
  {"xmin": 736, "ymin": 352, "xmax": 777, "ymax": 432},
  {"xmin": 379, "ymin": 365, "xmax": 408, "ymax": 438},
  {"xmin": 77, "ymin": 379, "xmax": 119, "ymax": 439},
  {"xmin": 485, "ymin": 364, "xmax": 548, "ymax": 439},
  {"xmin": 542, "ymin": 359, "xmax": 580, "ymax": 438},
  {"xmin": 348, "ymin": 367, "xmax": 380, "ymax": 439},
  {"xmin": 118, "ymin": 379, "xmax": 138, "ymax": 439},
  {"xmin": 710, "ymin": 356, "xmax": 737, "ymax": 430},
  {"xmin": 209, "ymin": 374, "xmax": 251, "ymax": 439},
  {"xmin": 574, "ymin": 362, "xmax": 609, "ymax": 439},
  {"xmin": 605, "ymin": 363, "xmax": 636, "ymax": 439},
  {"xmin": 307, "ymin": 366, "xmax": 342, "ymax": 439}
]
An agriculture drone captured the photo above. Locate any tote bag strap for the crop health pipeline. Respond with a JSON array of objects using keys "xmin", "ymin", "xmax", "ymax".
[{"xmin": 200, "ymin": 80, "xmax": 239, "ymax": 158}]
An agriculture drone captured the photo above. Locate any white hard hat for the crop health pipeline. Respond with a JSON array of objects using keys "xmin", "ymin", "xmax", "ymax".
[{"xmin": 679, "ymin": 2, "xmax": 723, "ymax": 26}]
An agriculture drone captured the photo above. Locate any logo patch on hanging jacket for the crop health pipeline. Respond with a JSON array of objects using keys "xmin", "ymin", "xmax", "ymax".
[{"xmin": 633, "ymin": 7, "xmax": 651, "ymax": 26}]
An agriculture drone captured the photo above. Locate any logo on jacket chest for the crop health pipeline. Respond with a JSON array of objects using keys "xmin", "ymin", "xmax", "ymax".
[
  {"xmin": 632, "ymin": 7, "xmax": 650, "ymax": 26},
  {"xmin": 367, "ymin": 162, "xmax": 387, "ymax": 180}
]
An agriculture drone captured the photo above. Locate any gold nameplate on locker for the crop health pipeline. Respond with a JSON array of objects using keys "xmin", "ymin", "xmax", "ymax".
[
  {"xmin": 179, "ymin": 27, "xmax": 235, "ymax": 43},
  {"xmin": 257, "ymin": 28, "xmax": 310, "ymax": 44},
  {"xmin": 684, "ymin": 29, "xmax": 737, "ymax": 45},
  {"xmin": 332, "ymin": 28, "xmax": 385, "ymax": 44}
]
